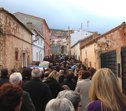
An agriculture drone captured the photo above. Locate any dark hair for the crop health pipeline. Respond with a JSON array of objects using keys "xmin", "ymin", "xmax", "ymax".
[
  {"xmin": 1, "ymin": 68, "xmax": 8, "ymax": 77},
  {"xmin": 22, "ymin": 67, "xmax": 31, "ymax": 80},
  {"xmin": 81, "ymin": 71, "xmax": 90, "ymax": 79},
  {"xmin": 76, "ymin": 63, "xmax": 81, "ymax": 69},
  {"xmin": 0, "ymin": 83, "xmax": 23, "ymax": 111},
  {"xmin": 81, "ymin": 64, "xmax": 87, "ymax": 71},
  {"xmin": 10, "ymin": 68, "xmax": 17, "ymax": 75},
  {"xmin": 88, "ymin": 67, "xmax": 96, "ymax": 79}
]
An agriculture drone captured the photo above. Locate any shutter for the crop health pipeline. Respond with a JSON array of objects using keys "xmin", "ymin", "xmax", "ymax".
[
  {"xmin": 101, "ymin": 50, "xmax": 116, "ymax": 74},
  {"xmin": 121, "ymin": 47, "xmax": 126, "ymax": 94}
]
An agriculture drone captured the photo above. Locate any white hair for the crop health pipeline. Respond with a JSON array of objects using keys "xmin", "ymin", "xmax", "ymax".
[
  {"xmin": 57, "ymin": 90, "xmax": 81, "ymax": 109},
  {"xmin": 31, "ymin": 68, "xmax": 42, "ymax": 78},
  {"xmin": 45, "ymin": 98, "xmax": 75, "ymax": 111},
  {"xmin": 9, "ymin": 72, "xmax": 22, "ymax": 85}
]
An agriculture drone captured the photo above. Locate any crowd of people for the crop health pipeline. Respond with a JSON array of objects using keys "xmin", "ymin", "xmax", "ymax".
[{"xmin": 0, "ymin": 55, "xmax": 126, "ymax": 111}]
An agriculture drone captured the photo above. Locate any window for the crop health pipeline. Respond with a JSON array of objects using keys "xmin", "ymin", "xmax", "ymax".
[
  {"xmin": 15, "ymin": 48, "xmax": 18, "ymax": 61},
  {"xmin": 36, "ymin": 52, "xmax": 38, "ymax": 61}
]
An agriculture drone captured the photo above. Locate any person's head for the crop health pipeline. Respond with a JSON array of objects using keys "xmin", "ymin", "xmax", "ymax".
[
  {"xmin": 45, "ymin": 98, "xmax": 75, "ymax": 111},
  {"xmin": 0, "ymin": 83, "xmax": 23, "ymax": 111},
  {"xmin": 89, "ymin": 68, "xmax": 126, "ymax": 111},
  {"xmin": 9, "ymin": 68, "xmax": 17, "ymax": 75},
  {"xmin": 88, "ymin": 67, "xmax": 96, "ymax": 80},
  {"xmin": 68, "ymin": 69, "xmax": 74, "ymax": 75},
  {"xmin": 9, "ymin": 72, "xmax": 22, "ymax": 87},
  {"xmin": 0, "ymin": 68, "xmax": 8, "ymax": 78},
  {"xmin": 44, "ymin": 71, "xmax": 50, "ymax": 77},
  {"xmin": 48, "ymin": 70, "xmax": 59, "ymax": 80},
  {"xmin": 57, "ymin": 90, "xmax": 81, "ymax": 111},
  {"xmin": 31, "ymin": 68, "xmax": 42, "ymax": 78},
  {"xmin": 62, "ymin": 85, "xmax": 70, "ymax": 90},
  {"xmin": 22, "ymin": 67, "xmax": 31, "ymax": 80},
  {"xmin": 81, "ymin": 70, "xmax": 90, "ymax": 79},
  {"xmin": 75, "ymin": 63, "xmax": 81, "ymax": 72},
  {"xmin": 80, "ymin": 64, "xmax": 87, "ymax": 71},
  {"xmin": 59, "ymin": 69, "xmax": 64, "ymax": 75}
]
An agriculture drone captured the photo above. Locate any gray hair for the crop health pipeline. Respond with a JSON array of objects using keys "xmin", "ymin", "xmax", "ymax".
[
  {"xmin": 57, "ymin": 90, "xmax": 81, "ymax": 109},
  {"xmin": 45, "ymin": 98, "xmax": 75, "ymax": 111},
  {"xmin": 9, "ymin": 72, "xmax": 22, "ymax": 85},
  {"xmin": 31, "ymin": 68, "xmax": 42, "ymax": 78}
]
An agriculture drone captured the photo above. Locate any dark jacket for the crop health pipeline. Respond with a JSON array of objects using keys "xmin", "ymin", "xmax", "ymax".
[
  {"xmin": 44, "ymin": 77, "xmax": 62, "ymax": 98},
  {"xmin": 61, "ymin": 75, "xmax": 76, "ymax": 90},
  {"xmin": 23, "ymin": 78, "xmax": 52, "ymax": 111},
  {"xmin": 21, "ymin": 91, "xmax": 36, "ymax": 111},
  {"xmin": 0, "ymin": 77, "xmax": 9, "ymax": 86}
]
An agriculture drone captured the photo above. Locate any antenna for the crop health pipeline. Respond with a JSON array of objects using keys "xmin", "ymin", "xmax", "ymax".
[
  {"xmin": 86, "ymin": 20, "xmax": 89, "ymax": 31},
  {"xmin": 81, "ymin": 23, "xmax": 83, "ymax": 30}
]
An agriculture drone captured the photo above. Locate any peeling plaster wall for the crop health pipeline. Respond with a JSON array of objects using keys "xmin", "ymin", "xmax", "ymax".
[
  {"xmin": 81, "ymin": 43, "xmax": 97, "ymax": 68},
  {"xmin": 0, "ymin": 11, "xmax": 32, "ymax": 70},
  {"xmin": 71, "ymin": 43, "xmax": 80, "ymax": 60}
]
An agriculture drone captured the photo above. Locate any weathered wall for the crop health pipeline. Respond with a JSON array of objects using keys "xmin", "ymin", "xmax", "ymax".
[
  {"xmin": 71, "ymin": 43, "xmax": 80, "ymax": 60},
  {"xmin": 42, "ymin": 20, "xmax": 51, "ymax": 56},
  {"xmin": 79, "ymin": 33, "xmax": 100, "ymax": 68},
  {"xmin": 0, "ymin": 37, "xmax": 5, "ymax": 69},
  {"xmin": 81, "ymin": 43, "xmax": 97, "ymax": 68},
  {"xmin": 96, "ymin": 24, "xmax": 126, "ymax": 66},
  {"xmin": 0, "ymin": 10, "xmax": 32, "ymax": 70}
]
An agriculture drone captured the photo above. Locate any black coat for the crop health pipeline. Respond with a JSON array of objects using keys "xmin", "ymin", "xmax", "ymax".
[
  {"xmin": 21, "ymin": 91, "xmax": 36, "ymax": 111},
  {"xmin": 44, "ymin": 77, "xmax": 62, "ymax": 98},
  {"xmin": 23, "ymin": 78, "xmax": 52, "ymax": 111},
  {"xmin": 0, "ymin": 77, "xmax": 9, "ymax": 86}
]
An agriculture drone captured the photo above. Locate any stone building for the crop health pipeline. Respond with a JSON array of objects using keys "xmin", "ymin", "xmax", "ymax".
[
  {"xmin": 14, "ymin": 12, "xmax": 51, "ymax": 57},
  {"xmin": 80, "ymin": 33, "xmax": 100, "ymax": 68},
  {"xmin": 50, "ymin": 29, "xmax": 69, "ymax": 55},
  {"xmin": 42, "ymin": 19, "xmax": 51, "ymax": 56},
  {"xmin": 79, "ymin": 22, "xmax": 126, "ymax": 94},
  {"xmin": 71, "ymin": 41, "xmax": 81, "ymax": 60},
  {"xmin": 23, "ymin": 22, "xmax": 44, "ymax": 64},
  {"xmin": 71, "ymin": 29, "xmax": 95, "ymax": 60},
  {"xmin": 0, "ymin": 8, "xmax": 32, "ymax": 70}
]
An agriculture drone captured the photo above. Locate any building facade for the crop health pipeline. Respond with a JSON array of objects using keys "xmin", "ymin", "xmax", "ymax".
[
  {"xmin": 71, "ymin": 42, "xmax": 81, "ymax": 60},
  {"xmin": 80, "ymin": 33, "xmax": 100, "ymax": 68},
  {"xmin": 42, "ymin": 19, "xmax": 51, "ymax": 56},
  {"xmin": 14, "ymin": 12, "xmax": 51, "ymax": 58},
  {"xmin": 0, "ymin": 8, "xmax": 32, "ymax": 70},
  {"xmin": 32, "ymin": 30, "xmax": 44, "ymax": 63},
  {"xmin": 70, "ymin": 29, "xmax": 94, "ymax": 46},
  {"xmin": 25, "ymin": 22, "xmax": 44, "ymax": 63},
  {"xmin": 70, "ymin": 29, "xmax": 95, "ymax": 60},
  {"xmin": 79, "ymin": 22, "xmax": 126, "ymax": 94},
  {"xmin": 50, "ymin": 29, "xmax": 69, "ymax": 55}
]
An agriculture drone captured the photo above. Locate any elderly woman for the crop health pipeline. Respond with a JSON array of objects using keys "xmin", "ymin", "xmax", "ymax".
[
  {"xmin": 9, "ymin": 72, "xmax": 36, "ymax": 111},
  {"xmin": 87, "ymin": 68, "xmax": 126, "ymax": 111},
  {"xmin": 57, "ymin": 90, "xmax": 81, "ymax": 111},
  {"xmin": 45, "ymin": 98, "xmax": 75, "ymax": 111}
]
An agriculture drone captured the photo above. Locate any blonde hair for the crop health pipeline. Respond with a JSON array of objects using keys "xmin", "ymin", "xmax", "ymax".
[
  {"xmin": 48, "ymin": 70, "xmax": 59, "ymax": 79},
  {"xmin": 89, "ymin": 68, "xmax": 126, "ymax": 111}
]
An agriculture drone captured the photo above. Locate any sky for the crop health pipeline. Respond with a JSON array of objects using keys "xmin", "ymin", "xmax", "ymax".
[{"xmin": 0, "ymin": 0, "xmax": 126, "ymax": 34}]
